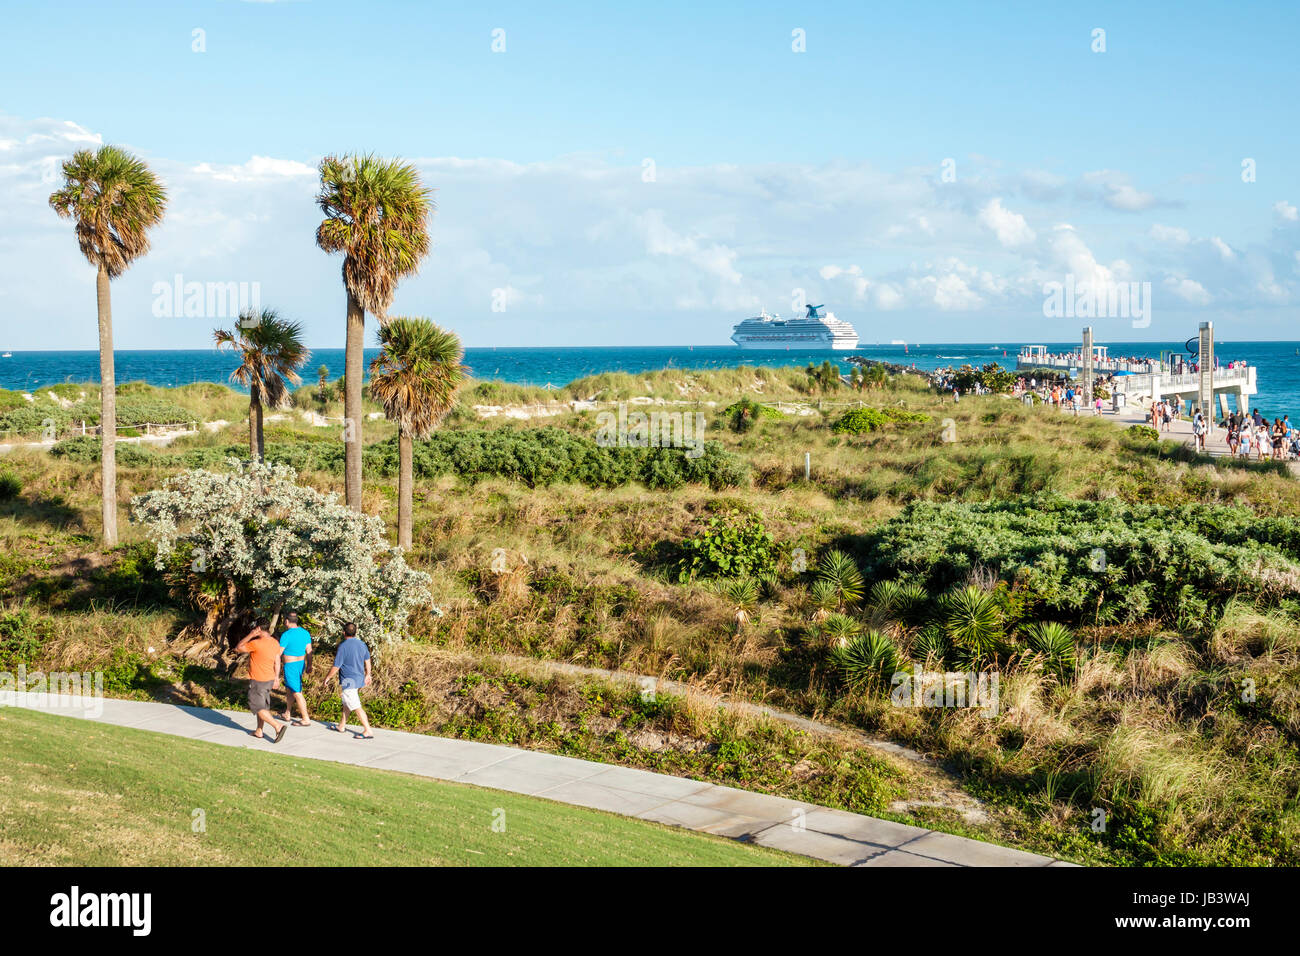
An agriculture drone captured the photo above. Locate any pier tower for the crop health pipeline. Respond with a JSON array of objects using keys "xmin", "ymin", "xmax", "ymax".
[
  {"xmin": 1197, "ymin": 322, "xmax": 1214, "ymax": 432},
  {"xmin": 1081, "ymin": 327, "xmax": 1094, "ymax": 406}
]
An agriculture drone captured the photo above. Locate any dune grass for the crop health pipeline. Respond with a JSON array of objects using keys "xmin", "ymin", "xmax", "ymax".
[
  {"xmin": 0, "ymin": 707, "xmax": 809, "ymax": 867},
  {"xmin": 5, "ymin": 368, "xmax": 1300, "ymax": 865}
]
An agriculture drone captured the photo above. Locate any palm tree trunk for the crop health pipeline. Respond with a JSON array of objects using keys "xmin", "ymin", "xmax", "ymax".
[
  {"xmin": 344, "ymin": 289, "xmax": 364, "ymax": 510},
  {"xmin": 398, "ymin": 426, "xmax": 413, "ymax": 549},
  {"xmin": 249, "ymin": 381, "xmax": 261, "ymax": 460},
  {"xmin": 96, "ymin": 264, "xmax": 117, "ymax": 547}
]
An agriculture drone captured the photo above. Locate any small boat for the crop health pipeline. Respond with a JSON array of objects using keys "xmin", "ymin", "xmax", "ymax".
[{"xmin": 1, "ymin": 352, "xmax": 11, "ymax": 358}]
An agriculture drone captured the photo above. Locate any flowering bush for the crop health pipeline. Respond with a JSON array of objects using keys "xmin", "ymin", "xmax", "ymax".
[{"xmin": 130, "ymin": 459, "xmax": 432, "ymax": 643}]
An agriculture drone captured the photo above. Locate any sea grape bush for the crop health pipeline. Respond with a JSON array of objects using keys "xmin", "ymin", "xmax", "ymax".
[
  {"xmin": 1, "ymin": 397, "xmax": 193, "ymax": 436},
  {"xmin": 948, "ymin": 362, "xmax": 1016, "ymax": 394},
  {"xmin": 51, "ymin": 435, "xmax": 154, "ymax": 465},
  {"xmin": 860, "ymin": 495, "xmax": 1300, "ymax": 627},
  {"xmin": 130, "ymin": 459, "xmax": 432, "ymax": 643},
  {"xmin": 170, "ymin": 428, "xmax": 748, "ymax": 490},
  {"xmin": 831, "ymin": 406, "xmax": 931, "ymax": 435},
  {"xmin": 675, "ymin": 511, "xmax": 778, "ymax": 581}
]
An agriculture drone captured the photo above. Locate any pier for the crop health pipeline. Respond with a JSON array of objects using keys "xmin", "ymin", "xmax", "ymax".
[{"xmin": 1017, "ymin": 324, "xmax": 1259, "ymax": 420}]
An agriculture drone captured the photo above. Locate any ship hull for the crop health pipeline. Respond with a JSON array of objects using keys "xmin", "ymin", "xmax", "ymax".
[{"xmin": 731, "ymin": 336, "xmax": 859, "ymax": 350}]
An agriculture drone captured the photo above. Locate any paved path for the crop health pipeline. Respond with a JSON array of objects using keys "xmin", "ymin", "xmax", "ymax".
[
  {"xmin": 6, "ymin": 693, "xmax": 1072, "ymax": 867},
  {"xmin": 1109, "ymin": 402, "xmax": 1300, "ymax": 473}
]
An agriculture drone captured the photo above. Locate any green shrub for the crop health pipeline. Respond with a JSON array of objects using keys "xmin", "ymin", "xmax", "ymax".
[
  {"xmin": 0, "ymin": 404, "xmax": 68, "ymax": 437},
  {"xmin": 861, "ymin": 495, "xmax": 1300, "ymax": 627},
  {"xmin": 174, "ymin": 428, "xmax": 749, "ymax": 491},
  {"xmin": 0, "ymin": 471, "xmax": 20, "ymax": 501},
  {"xmin": 675, "ymin": 511, "xmax": 778, "ymax": 581},
  {"xmin": 0, "ymin": 607, "xmax": 50, "ymax": 667},
  {"xmin": 50, "ymin": 436, "xmax": 154, "ymax": 466},
  {"xmin": 725, "ymin": 398, "xmax": 782, "ymax": 433},
  {"xmin": 831, "ymin": 406, "xmax": 929, "ymax": 435},
  {"xmin": 1127, "ymin": 424, "xmax": 1159, "ymax": 441},
  {"xmin": 831, "ymin": 407, "xmax": 888, "ymax": 435},
  {"xmin": 0, "ymin": 389, "xmax": 27, "ymax": 415}
]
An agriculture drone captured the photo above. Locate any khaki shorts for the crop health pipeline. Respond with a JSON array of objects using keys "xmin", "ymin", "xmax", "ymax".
[
  {"xmin": 248, "ymin": 679, "xmax": 273, "ymax": 714},
  {"xmin": 340, "ymin": 687, "xmax": 362, "ymax": 711}
]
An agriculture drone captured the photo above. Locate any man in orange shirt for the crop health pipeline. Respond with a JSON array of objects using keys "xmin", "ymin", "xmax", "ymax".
[{"xmin": 234, "ymin": 618, "xmax": 287, "ymax": 742}]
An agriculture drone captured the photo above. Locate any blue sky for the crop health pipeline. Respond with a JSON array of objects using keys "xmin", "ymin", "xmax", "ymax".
[{"xmin": 2, "ymin": 0, "xmax": 1298, "ymax": 348}]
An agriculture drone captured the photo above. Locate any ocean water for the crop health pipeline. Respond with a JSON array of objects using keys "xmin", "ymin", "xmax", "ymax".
[{"xmin": 4, "ymin": 341, "xmax": 1300, "ymax": 418}]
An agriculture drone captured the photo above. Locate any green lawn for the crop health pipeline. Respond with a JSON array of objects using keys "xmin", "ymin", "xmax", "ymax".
[{"xmin": 0, "ymin": 708, "xmax": 810, "ymax": 866}]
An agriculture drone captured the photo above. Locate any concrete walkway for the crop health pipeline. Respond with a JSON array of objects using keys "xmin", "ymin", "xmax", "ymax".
[
  {"xmin": 6, "ymin": 693, "xmax": 1072, "ymax": 867},
  {"xmin": 1109, "ymin": 402, "xmax": 1300, "ymax": 473}
]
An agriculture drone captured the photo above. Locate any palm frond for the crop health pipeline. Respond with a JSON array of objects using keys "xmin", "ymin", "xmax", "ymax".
[
  {"xmin": 367, "ymin": 317, "xmax": 465, "ymax": 437},
  {"xmin": 48, "ymin": 145, "xmax": 167, "ymax": 277}
]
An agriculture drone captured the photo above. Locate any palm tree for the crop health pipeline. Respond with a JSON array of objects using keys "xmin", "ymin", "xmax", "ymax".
[
  {"xmin": 317, "ymin": 364, "xmax": 330, "ymax": 388},
  {"xmin": 49, "ymin": 145, "xmax": 167, "ymax": 546},
  {"xmin": 316, "ymin": 154, "xmax": 433, "ymax": 511},
  {"xmin": 214, "ymin": 309, "xmax": 310, "ymax": 460},
  {"xmin": 368, "ymin": 317, "xmax": 464, "ymax": 548}
]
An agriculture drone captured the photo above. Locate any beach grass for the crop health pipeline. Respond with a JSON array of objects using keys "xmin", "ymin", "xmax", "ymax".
[{"xmin": 5, "ymin": 366, "xmax": 1300, "ymax": 865}]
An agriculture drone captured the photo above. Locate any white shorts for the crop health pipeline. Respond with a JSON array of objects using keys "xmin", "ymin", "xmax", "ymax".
[{"xmin": 340, "ymin": 687, "xmax": 362, "ymax": 711}]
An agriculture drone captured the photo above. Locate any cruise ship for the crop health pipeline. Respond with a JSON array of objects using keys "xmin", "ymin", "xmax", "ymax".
[{"xmin": 730, "ymin": 305, "xmax": 859, "ymax": 350}]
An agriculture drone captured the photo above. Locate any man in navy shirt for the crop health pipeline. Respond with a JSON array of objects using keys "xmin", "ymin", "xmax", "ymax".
[{"xmin": 326, "ymin": 622, "xmax": 373, "ymax": 739}]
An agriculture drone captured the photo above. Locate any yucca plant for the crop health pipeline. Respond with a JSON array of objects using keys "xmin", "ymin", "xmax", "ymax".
[
  {"xmin": 868, "ymin": 578, "xmax": 905, "ymax": 616},
  {"xmin": 1022, "ymin": 620, "xmax": 1077, "ymax": 675},
  {"xmin": 817, "ymin": 611, "xmax": 861, "ymax": 648},
  {"xmin": 808, "ymin": 578, "xmax": 838, "ymax": 622},
  {"xmin": 831, "ymin": 629, "xmax": 900, "ymax": 690},
  {"xmin": 816, "ymin": 549, "xmax": 865, "ymax": 608},
  {"xmin": 911, "ymin": 623, "xmax": 948, "ymax": 664},
  {"xmin": 720, "ymin": 577, "xmax": 760, "ymax": 629},
  {"xmin": 940, "ymin": 585, "xmax": 1004, "ymax": 659},
  {"xmin": 898, "ymin": 581, "xmax": 931, "ymax": 620}
]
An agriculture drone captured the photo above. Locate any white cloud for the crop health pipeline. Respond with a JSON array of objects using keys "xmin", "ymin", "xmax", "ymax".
[
  {"xmin": 978, "ymin": 198, "xmax": 1035, "ymax": 247},
  {"xmin": 191, "ymin": 156, "xmax": 317, "ymax": 182},
  {"xmin": 1164, "ymin": 276, "xmax": 1211, "ymax": 305},
  {"xmin": 1210, "ymin": 236, "xmax": 1234, "ymax": 260},
  {"xmin": 1274, "ymin": 200, "xmax": 1299, "ymax": 222},
  {"xmin": 5, "ymin": 110, "xmax": 1298, "ymax": 348},
  {"xmin": 1149, "ymin": 224, "xmax": 1190, "ymax": 244},
  {"xmin": 1079, "ymin": 170, "xmax": 1164, "ymax": 212}
]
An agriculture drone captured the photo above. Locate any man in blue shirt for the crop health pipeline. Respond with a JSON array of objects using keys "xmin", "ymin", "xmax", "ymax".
[
  {"xmin": 277, "ymin": 611, "xmax": 313, "ymax": 726},
  {"xmin": 326, "ymin": 622, "xmax": 373, "ymax": 739}
]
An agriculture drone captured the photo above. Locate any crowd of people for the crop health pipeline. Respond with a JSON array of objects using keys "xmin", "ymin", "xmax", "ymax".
[
  {"xmin": 1146, "ymin": 401, "xmax": 1295, "ymax": 460},
  {"xmin": 1020, "ymin": 350, "xmax": 1159, "ymax": 373},
  {"xmin": 1224, "ymin": 409, "xmax": 1299, "ymax": 461},
  {"xmin": 233, "ymin": 611, "xmax": 375, "ymax": 741},
  {"xmin": 1011, "ymin": 373, "xmax": 1119, "ymax": 416}
]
